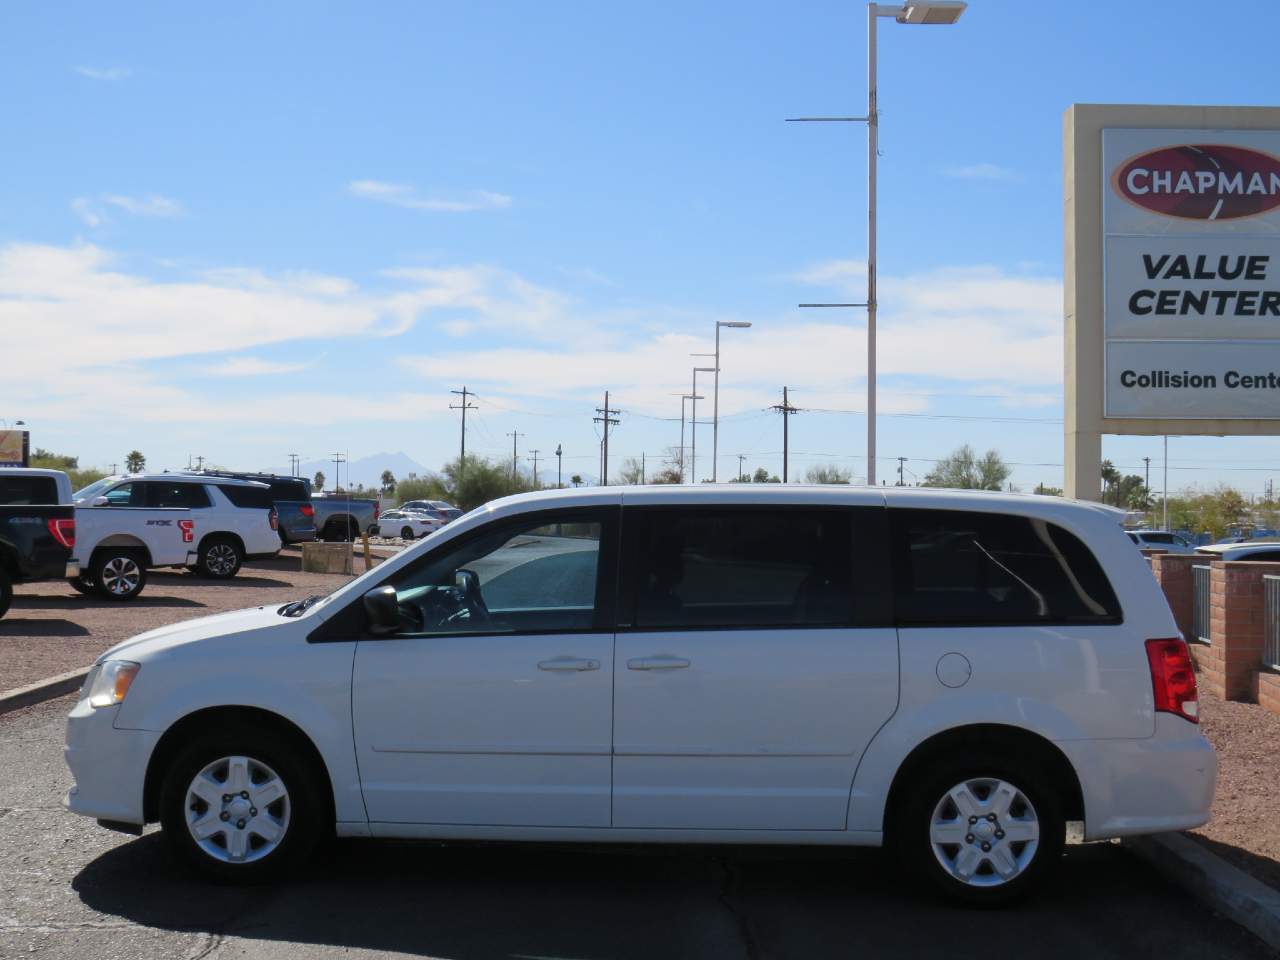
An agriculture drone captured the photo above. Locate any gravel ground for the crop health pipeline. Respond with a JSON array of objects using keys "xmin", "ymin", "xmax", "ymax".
[
  {"xmin": 1192, "ymin": 685, "xmax": 1280, "ymax": 891},
  {"xmin": 0, "ymin": 547, "xmax": 380, "ymax": 690}
]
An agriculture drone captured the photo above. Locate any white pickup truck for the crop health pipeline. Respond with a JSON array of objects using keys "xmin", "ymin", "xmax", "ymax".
[{"xmin": 71, "ymin": 474, "xmax": 280, "ymax": 599}]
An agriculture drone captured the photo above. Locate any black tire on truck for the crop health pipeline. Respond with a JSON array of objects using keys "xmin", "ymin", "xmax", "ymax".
[
  {"xmin": 92, "ymin": 549, "xmax": 147, "ymax": 601},
  {"xmin": 197, "ymin": 535, "xmax": 244, "ymax": 580},
  {"xmin": 0, "ymin": 568, "xmax": 12, "ymax": 619},
  {"xmin": 69, "ymin": 575, "xmax": 96, "ymax": 596}
]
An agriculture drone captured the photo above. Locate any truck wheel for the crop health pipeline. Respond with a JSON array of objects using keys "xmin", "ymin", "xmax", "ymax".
[
  {"xmin": 198, "ymin": 536, "xmax": 243, "ymax": 579},
  {"xmin": 69, "ymin": 575, "xmax": 96, "ymax": 596},
  {"xmin": 159, "ymin": 725, "xmax": 325, "ymax": 881},
  {"xmin": 0, "ymin": 570, "xmax": 12, "ymax": 619},
  {"xmin": 92, "ymin": 550, "xmax": 147, "ymax": 601}
]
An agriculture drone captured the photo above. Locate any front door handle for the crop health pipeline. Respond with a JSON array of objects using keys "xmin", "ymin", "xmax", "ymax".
[
  {"xmin": 626, "ymin": 656, "xmax": 691, "ymax": 671},
  {"xmin": 538, "ymin": 657, "xmax": 600, "ymax": 672}
]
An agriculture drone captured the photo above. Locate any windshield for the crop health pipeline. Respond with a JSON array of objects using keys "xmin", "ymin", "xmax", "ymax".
[{"xmin": 73, "ymin": 477, "xmax": 116, "ymax": 502}]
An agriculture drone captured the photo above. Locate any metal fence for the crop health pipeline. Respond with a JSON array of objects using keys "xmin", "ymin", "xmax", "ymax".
[
  {"xmin": 1192, "ymin": 564, "xmax": 1212, "ymax": 644},
  {"xmin": 1264, "ymin": 576, "xmax": 1280, "ymax": 670}
]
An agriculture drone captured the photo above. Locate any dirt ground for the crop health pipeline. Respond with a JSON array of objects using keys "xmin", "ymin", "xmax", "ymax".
[
  {"xmin": 0, "ymin": 547, "xmax": 383, "ymax": 690},
  {"xmin": 1191, "ymin": 685, "xmax": 1280, "ymax": 891}
]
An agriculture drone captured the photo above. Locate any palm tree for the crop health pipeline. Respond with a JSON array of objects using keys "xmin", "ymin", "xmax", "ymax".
[
  {"xmin": 124, "ymin": 450, "xmax": 146, "ymax": 473},
  {"xmin": 380, "ymin": 469, "xmax": 396, "ymax": 495},
  {"xmin": 570, "ymin": 474, "xmax": 583, "ymax": 488},
  {"xmin": 313, "ymin": 470, "xmax": 325, "ymax": 492}
]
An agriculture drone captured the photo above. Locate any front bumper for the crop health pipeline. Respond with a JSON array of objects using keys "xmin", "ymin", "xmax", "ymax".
[
  {"xmin": 1058, "ymin": 716, "xmax": 1218, "ymax": 841},
  {"xmin": 63, "ymin": 697, "xmax": 159, "ymax": 827}
]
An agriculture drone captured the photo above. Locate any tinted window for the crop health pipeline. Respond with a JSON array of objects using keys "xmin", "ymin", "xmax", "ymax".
[
  {"xmin": 144, "ymin": 481, "xmax": 211, "ymax": 509},
  {"xmin": 266, "ymin": 478, "xmax": 309, "ymax": 502},
  {"xmin": 1143, "ymin": 532, "xmax": 1174, "ymax": 545},
  {"xmin": 891, "ymin": 509, "xmax": 1121, "ymax": 625},
  {"xmin": 217, "ymin": 484, "xmax": 273, "ymax": 509},
  {"xmin": 626, "ymin": 508, "xmax": 854, "ymax": 629},
  {"xmin": 1240, "ymin": 550, "xmax": 1280, "ymax": 562},
  {"xmin": 103, "ymin": 483, "xmax": 142, "ymax": 507},
  {"xmin": 0, "ymin": 475, "xmax": 57, "ymax": 505},
  {"xmin": 385, "ymin": 515, "xmax": 604, "ymax": 635}
]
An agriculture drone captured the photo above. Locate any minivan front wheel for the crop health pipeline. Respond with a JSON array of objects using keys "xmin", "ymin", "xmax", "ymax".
[
  {"xmin": 159, "ymin": 729, "xmax": 322, "ymax": 880},
  {"xmin": 899, "ymin": 760, "xmax": 1064, "ymax": 904}
]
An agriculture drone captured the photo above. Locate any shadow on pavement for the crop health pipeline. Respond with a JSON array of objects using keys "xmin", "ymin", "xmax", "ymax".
[
  {"xmin": 72, "ymin": 836, "xmax": 1278, "ymax": 960},
  {"xmin": 1190, "ymin": 833, "xmax": 1280, "ymax": 893},
  {"xmin": 11, "ymin": 594, "xmax": 205, "ymax": 610},
  {"xmin": 0, "ymin": 617, "xmax": 90, "ymax": 636},
  {"xmin": 149, "ymin": 573, "xmax": 294, "ymax": 589}
]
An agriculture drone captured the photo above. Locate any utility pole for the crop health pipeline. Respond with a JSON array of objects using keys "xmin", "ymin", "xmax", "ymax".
[
  {"xmin": 593, "ymin": 391, "xmax": 619, "ymax": 486},
  {"xmin": 331, "ymin": 452, "xmax": 346, "ymax": 492},
  {"xmin": 771, "ymin": 386, "xmax": 799, "ymax": 483},
  {"xmin": 738, "ymin": 454, "xmax": 746, "ymax": 482},
  {"xmin": 507, "ymin": 431, "xmax": 523, "ymax": 482},
  {"xmin": 529, "ymin": 449, "xmax": 541, "ymax": 488},
  {"xmin": 1143, "ymin": 456, "xmax": 1151, "ymax": 491},
  {"xmin": 641, "ymin": 452, "xmax": 646, "ymax": 484},
  {"xmin": 195, "ymin": 455, "xmax": 205, "ymax": 471},
  {"xmin": 109, "ymin": 463, "xmax": 118, "ymax": 475},
  {"xmin": 555, "ymin": 444, "xmax": 563, "ymax": 489},
  {"xmin": 897, "ymin": 456, "xmax": 907, "ymax": 486},
  {"xmin": 450, "ymin": 386, "xmax": 477, "ymax": 478},
  {"xmin": 1162, "ymin": 435, "xmax": 1169, "ymax": 531},
  {"xmin": 288, "ymin": 453, "xmax": 300, "ymax": 477}
]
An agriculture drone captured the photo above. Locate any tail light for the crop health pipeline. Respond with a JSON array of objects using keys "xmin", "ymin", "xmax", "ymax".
[
  {"xmin": 1145, "ymin": 638, "xmax": 1199, "ymax": 723},
  {"xmin": 300, "ymin": 504, "xmax": 315, "ymax": 518},
  {"xmin": 47, "ymin": 517, "xmax": 75, "ymax": 549},
  {"xmin": 269, "ymin": 507, "xmax": 279, "ymax": 531}
]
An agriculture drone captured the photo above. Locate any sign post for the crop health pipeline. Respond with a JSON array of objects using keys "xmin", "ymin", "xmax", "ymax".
[{"xmin": 1065, "ymin": 104, "xmax": 1280, "ymax": 501}]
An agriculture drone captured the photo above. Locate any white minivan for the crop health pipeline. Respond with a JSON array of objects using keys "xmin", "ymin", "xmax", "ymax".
[{"xmin": 63, "ymin": 486, "xmax": 1215, "ymax": 902}]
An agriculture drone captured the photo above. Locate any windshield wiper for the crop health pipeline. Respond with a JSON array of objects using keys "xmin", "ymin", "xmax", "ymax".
[{"xmin": 280, "ymin": 595, "xmax": 324, "ymax": 617}]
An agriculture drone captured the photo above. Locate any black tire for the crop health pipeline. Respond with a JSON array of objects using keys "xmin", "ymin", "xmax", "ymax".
[
  {"xmin": 91, "ymin": 549, "xmax": 147, "ymax": 601},
  {"xmin": 0, "ymin": 569, "xmax": 11, "ymax": 620},
  {"xmin": 197, "ymin": 536, "xmax": 243, "ymax": 579},
  {"xmin": 400, "ymin": 526, "xmax": 414, "ymax": 540},
  {"xmin": 895, "ymin": 755, "xmax": 1064, "ymax": 905},
  {"xmin": 68, "ymin": 575, "xmax": 96, "ymax": 596},
  {"xmin": 159, "ymin": 725, "xmax": 325, "ymax": 882}
]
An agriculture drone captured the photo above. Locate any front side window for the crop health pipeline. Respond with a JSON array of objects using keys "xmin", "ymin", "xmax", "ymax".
[
  {"xmin": 624, "ymin": 508, "xmax": 855, "ymax": 630},
  {"xmin": 891, "ymin": 509, "xmax": 1121, "ymax": 625},
  {"xmin": 102, "ymin": 483, "xmax": 141, "ymax": 507},
  {"xmin": 382, "ymin": 514, "xmax": 605, "ymax": 636}
]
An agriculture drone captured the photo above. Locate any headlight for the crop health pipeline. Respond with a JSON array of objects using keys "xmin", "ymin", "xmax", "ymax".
[{"xmin": 84, "ymin": 660, "xmax": 140, "ymax": 708}]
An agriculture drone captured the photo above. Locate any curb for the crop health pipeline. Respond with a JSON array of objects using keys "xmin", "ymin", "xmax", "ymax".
[
  {"xmin": 1125, "ymin": 832, "xmax": 1280, "ymax": 950},
  {"xmin": 0, "ymin": 667, "xmax": 88, "ymax": 716}
]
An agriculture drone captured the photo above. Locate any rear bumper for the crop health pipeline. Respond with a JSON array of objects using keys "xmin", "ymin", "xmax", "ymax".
[
  {"xmin": 65, "ymin": 561, "xmax": 80, "ymax": 578},
  {"xmin": 1057, "ymin": 716, "xmax": 1217, "ymax": 841}
]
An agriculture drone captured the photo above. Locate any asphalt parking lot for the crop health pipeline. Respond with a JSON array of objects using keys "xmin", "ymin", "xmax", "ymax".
[{"xmin": 3, "ymin": 698, "xmax": 1275, "ymax": 960}]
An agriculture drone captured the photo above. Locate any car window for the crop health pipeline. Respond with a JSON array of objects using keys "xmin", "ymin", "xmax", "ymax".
[
  {"xmin": 0, "ymin": 475, "xmax": 58, "ymax": 504},
  {"xmin": 1240, "ymin": 550, "xmax": 1280, "ymax": 562},
  {"xmin": 624, "ymin": 508, "xmax": 854, "ymax": 630},
  {"xmin": 891, "ymin": 509, "xmax": 1121, "ymax": 625},
  {"xmin": 1144, "ymin": 533, "xmax": 1174, "ymax": 544},
  {"xmin": 1127, "ymin": 532, "xmax": 1140, "ymax": 543},
  {"xmin": 144, "ymin": 481, "xmax": 212, "ymax": 509},
  {"xmin": 383, "ymin": 515, "xmax": 604, "ymax": 635},
  {"xmin": 102, "ymin": 483, "xmax": 141, "ymax": 507},
  {"xmin": 216, "ymin": 484, "xmax": 273, "ymax": 510}
]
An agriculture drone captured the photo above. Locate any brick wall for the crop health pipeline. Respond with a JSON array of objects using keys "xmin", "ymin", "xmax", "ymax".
[
  {"xmin": 1256, "ymin": 670, "xmax": 1280, "ymax": 718},
  {"xmin": 1202, "ymin": 561, "xmax": 1280, "ymax": 702},
  {"xmin": 1150, "ymin": 553, "xmax": 1200, "ymax": 643}
]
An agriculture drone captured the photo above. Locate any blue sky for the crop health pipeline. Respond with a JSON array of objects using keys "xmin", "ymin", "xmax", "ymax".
[{"xmin": 3, "ymin": 0, "xmax": 1280, "ymax": 493}]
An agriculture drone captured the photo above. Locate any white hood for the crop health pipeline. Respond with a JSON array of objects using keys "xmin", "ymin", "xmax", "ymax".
[{"xmin": 98, "ymin": 604, "xmax": 288, "ymax": 664}]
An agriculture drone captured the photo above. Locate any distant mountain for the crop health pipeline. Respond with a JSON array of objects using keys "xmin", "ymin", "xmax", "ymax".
[{"xmin": 296, "ymin": 452, "xmax": 430, "ymax": 492}]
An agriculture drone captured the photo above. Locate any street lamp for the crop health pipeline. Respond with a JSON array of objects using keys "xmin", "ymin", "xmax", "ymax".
[
  {"xmin": 712, "ymin": 321, "xmax": 752, "ymax": 482},
  {"xmin": 671, "ymin": 392, "xmax": 704, "ymax": 482},
  {"xmin": 690, "ymin": 365, "xmax": 716, "ymax": 484},
  {"xmin": 791, "ymin": 1, "xmax": 965, "ymax": 487}
]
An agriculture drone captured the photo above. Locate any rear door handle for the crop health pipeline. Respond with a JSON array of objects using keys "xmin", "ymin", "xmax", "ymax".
[
  {"xmin": 626, "ymin": 656, "xmax": 691, "ymax": 671},
  {"xmin": 537, "ymin": 657, "xmax": 600, "ymax": 672}
]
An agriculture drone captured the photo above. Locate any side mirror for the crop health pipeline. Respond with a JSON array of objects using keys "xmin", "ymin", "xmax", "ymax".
[
  {"xmin": 93, "ymin": 496, "xmax": 110, "ymax": 507},
  {"xmin": 362, "ymin": 586, "xmax": 401, "ymax": 636},
  {"xmin": 455, "ymin": 569, "xmax": 479, "ymax": 593}
]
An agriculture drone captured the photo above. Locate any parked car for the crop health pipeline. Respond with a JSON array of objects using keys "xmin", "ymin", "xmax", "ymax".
[
  {"xmin": 71, "ymin": 474, "xmax": 280, "ymax": 599},
  {"xmin": 371, "ymin": 509, "xmax": 444, "ymax": 540},
  {"xmin": 0, "ymin": 468, "xmax": 78, "ymax": 619},
  {"xmin": 185, "ymin": 472, "xmax": 316, "ymax": 545},
  {"xmin": 63, "ymin": 486, "xmax": 1213, "ymax": 903},
  {"xmin": 1127, "ymin": 530, "xmax": 1197, "ymax": 554},
  {"xmin": 401, "ymin": 499, "xmax": 462, "ymax": 523},
  {"xmin": 1195, "ymin": 541, "xmax": 1280, "ymax": 563},
  {"xmin": 310, "ymin": 493, "xmax": 379, "ymax": 542}
]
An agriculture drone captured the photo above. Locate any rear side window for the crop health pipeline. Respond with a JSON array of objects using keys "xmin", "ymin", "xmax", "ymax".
[
  {"xmin": 623, "ymin": 508, "xmax": 862, "ymax": 630},
  {"xmin": 217, "ymin": 484, "xmax": 273, "ymax": 510},
  {"xmin": 891, "ymin": 509, "xmax": 1121, "ymax": 625},
  {"xmin": 266, "ymin": 479, "xmax": 309, "ymax": 502},
  {"xmin": 144, "ymin": 481, "xmax": 212, "ymax": 509},
  {"xmin": 0, "ymin": 475, "xmax": 57, "ymax": 504}
]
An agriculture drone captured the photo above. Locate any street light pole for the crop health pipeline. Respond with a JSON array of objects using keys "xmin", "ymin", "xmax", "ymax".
[
  {"xmin": 691, "ymin": 366, "xmax": 716, "ymax": 484},
  {"xmin": 712, "ymin": 321, "xmax": 752, "ymax": 483}
]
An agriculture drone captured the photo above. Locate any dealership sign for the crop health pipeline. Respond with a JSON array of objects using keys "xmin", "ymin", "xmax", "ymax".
[
  {"xmin": 1103, "ymin": 129, "xmax": 1280, "ymax": 418},
  {"xmin": 0, "ymin": 430, "xmax": 28, "ymax": 468}
]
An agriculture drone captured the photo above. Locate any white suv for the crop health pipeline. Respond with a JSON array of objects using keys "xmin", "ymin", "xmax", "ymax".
[
  {"xmin": 71, "ymin": 474, "xmax": 280, "ymax": 599},
  {"xmin": 63, "ymin": 486, "xmax": 1214, "ymax": 902}
]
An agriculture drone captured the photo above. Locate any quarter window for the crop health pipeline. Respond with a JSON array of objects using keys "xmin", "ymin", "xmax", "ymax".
[
  {"xmin": 625, "ymin": 509, "xmax": 855, "ymax": 629},
  {"xmin": 891, "ymin": 509, "xmax": 1121, "ymax": 625},
  {"xmin": 144, "ymin": 482, "xmax": 212, "ymax": 509}
]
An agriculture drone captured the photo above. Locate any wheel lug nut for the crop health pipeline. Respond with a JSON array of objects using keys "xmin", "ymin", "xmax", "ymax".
[
  {"xmin": 968, "ymin": 816, "xmax": 977, "ymax": 824},
  {"xmin": 995, "ymin": 830, "xmax": 1005, "ymax": 839},
  {"xmin": 222, "ymin": 794, "xmax": 232, "ymax": 803},
  {"xmin": 250, "ymin": 808, "xmax": 257, "ymax": 816},
  {"xmin": 965, "ymin": 834, "xmax": 974, "ymax": 843},
  {"xmin": 240, "ymin": 791, "xmax": 250, "ymax": 799},
  {"xmin": 987, "ymin": 814, "xmax": 997, "ymax": 822},
  {"xmin": 236, "ymin": 819, "xmax": 246, "ymax": 829},
  {"xmin": 981, "ymin": 842, "xmax": 991, "ymax": 852},
  {"xmin": 220, "ymin": 811, "xmax": 230, "ymax": 822}
]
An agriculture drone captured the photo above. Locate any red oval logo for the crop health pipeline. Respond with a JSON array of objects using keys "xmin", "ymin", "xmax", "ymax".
[{"xmin": 1114, "ymin": 144, "xmax": 1280, "ymax": 221}]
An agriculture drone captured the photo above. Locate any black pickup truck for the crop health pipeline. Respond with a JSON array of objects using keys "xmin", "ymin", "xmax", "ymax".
[{"xmin": 0, "ymin": 469, "xmax": 79, "ymax": 619}]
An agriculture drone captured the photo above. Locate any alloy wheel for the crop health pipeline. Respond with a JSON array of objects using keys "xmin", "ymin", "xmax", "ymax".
[
  {"xmin": 184, "ymin": 755, "xmax": 291, "ymax": 864},
  {"xmin": 206, "ymin": 543, "xmax": 238, "ymax": 576},
  {"xmin": 101, "ymin": 557, "xmax": 141, "ymax": 596}
]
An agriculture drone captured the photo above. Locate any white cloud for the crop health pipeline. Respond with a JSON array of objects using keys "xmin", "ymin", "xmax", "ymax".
[
  {"xmin": 70, "ymin": 198, "xmax": 100, "ymax": 227},
  {"xmin": 944, "ymin": 162, "xmax": 1021, "ymax": 182},
  {"xmin": 204, "ymin": 357, "xmax": 309, "ymax": 377},
  {"xmin": 349, "ymin": 180, "xmax": 512, "ymax": 213},
  {"xmin": 103, "ymin": 194, "xmax": 183, "ymax": 218},
  {"xmin": 74, "ymin": 65, "xmax": 131, "ymax": 81}
]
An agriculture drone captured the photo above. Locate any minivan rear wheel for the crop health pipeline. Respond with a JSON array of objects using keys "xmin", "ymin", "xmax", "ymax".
[
  {"xmin": 159, "ymin": 727, "xmax": 323, "ymax": 881},
  {"xmin": 896, "ymin": 757, "xmax": 1064, "ymax": 904}
]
